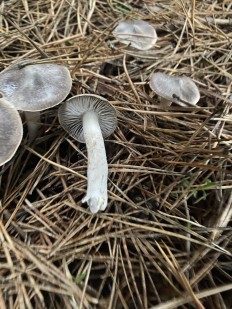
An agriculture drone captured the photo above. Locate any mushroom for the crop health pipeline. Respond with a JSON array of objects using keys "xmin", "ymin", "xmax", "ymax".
[
  {"xmin": 0, "ymin": 60, "xmax": 72, "ymax": 139},
  {"xmin": 149, "ymin": 72, "xmax": 200, "ymax": 108},
  {"xmin": 113, "ymin": 20, "xmax": 157, "ymax": 50},
  {"xmin": 0, "ymin": 97, "xmax": 23, "ymax": 166},
  {"xmin": 58, "ymin": 94, "xmax": 117, "ymax": 214}
]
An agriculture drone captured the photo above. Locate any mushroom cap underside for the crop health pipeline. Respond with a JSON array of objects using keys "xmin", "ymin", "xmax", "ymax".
[
  {"xmin": 0, "ymin": 98, "xmax": 23, "ymax": 166},
  {"xmin": 113, "ymin": 20, "xmax": 157, "ymax": 50},
  {"xmin": 0, "ymin": 61, "xmax": 72, "ymax": 111},
  {"xmin": 58, "ymin": 94, "xmax": 117, "ymax": 143},
  {"xmin": 150, "ymin": 72, "xmax": 200, "ymax": 106}
]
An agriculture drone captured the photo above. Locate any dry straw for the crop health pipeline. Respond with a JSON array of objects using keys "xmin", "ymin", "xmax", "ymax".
[{"xmin": 0, "ymin": 0, "xmax": 231, "ymax": 308}]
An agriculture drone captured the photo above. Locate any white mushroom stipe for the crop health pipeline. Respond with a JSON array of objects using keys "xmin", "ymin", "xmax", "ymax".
[
  {"xmin": 160, "ymin": 97, "xmax": 172, "ymax": 110},
  {"xmin": 81, "ymin": 111, "xmax": 108, "ymax": 213},
  {"xmin": 24, "ymin": 111, "xmax": 41, "ymax": 141}
]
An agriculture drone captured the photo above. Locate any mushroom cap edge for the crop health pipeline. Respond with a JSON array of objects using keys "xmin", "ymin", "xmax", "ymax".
[{"xmin": 0, "ymin": 98, "xmax": 23, "ymax": 166}]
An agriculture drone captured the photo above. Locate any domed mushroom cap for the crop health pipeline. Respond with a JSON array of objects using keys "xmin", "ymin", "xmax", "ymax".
[
  {"xmin": 0, "ymin": 97, "xmax": 23, "ymax": 166},
  {"xmin": 58, "ymin": 94, "xmax": 117, "ymax": 143},
  {"xmin": 0, "ymin": 61, "xmax": 72, "ymax": 111},
  {"xmin": 150, "ymin": 72, "xmax": 200, "ymax": 106},
  {"xmin": 113, "ymin": 20, "xmax": 157, "ymax": 50}
]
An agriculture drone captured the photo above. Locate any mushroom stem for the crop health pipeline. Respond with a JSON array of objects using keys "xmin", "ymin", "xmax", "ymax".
[
  {"xmin": 160, "ymin": 97, "xmax": 172, "ymax": 109},
  {"xmin": 24, "ymin": 111, "xmax": 41, "ymax": 141},
  {"xmin": 81, "ymin": 111, "xmax": 108, "ymax": 213}
]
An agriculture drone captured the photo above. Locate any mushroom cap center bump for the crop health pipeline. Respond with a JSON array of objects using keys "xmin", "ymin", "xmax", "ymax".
[{"xmin": 0, "ymin": 61, "xmax": 72, "ymax": 112}]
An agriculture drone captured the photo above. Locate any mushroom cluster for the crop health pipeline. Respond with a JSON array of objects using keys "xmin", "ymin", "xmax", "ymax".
[
  {"xmin": 0, "ymin": 59, "xmax": 119, "ymax": 214},
  {"xmin": 0, "ymin": 18, "xmax": 201, "ymax": 215},
  {"xmin": 0, "ymin": 60, "xmax": 72, "ymax": 166}
]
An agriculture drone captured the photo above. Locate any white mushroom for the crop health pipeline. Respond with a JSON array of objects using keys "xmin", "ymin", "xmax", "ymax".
[
  {"xmin": 58, "ymin": 94, "xmax": 117, "ymax": 214},
  {"xmin": 0, "ymin": 60, "xmax": 72, "ymax": 140},
  {"xmin": 113, "ymin": 20, "xmax": 157, "ymax": 50},
  {"xmin": 0, "ymin": 97, "xmax": 23, "ymax": 166},
  {"xmin": 149, "ymin": 72, "xmax": 200, "ymax": 108}
]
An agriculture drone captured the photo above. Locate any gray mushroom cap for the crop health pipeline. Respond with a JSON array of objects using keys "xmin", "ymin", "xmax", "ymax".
[
  {"xmin": 0, "ymin": 60, "xmax": 72, "ymax": 112},
  {"xmin": 149, "ymin": 72, "xmax": 200, "ymax": 106},
  {"xmin": 113, "ymin": 20, "xmax": 157, "ymax": 50},
  {"xmin": 0, "ymin": 97, "xmax": 23, "ymax": 166},
  {"xmin": 58, "ymin": 94, "xmax": 117, "ymax": 143}
]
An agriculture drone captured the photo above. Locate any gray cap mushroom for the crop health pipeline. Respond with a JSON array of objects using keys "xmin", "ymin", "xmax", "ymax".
[
  {"xmin": 0, "ymin": 97, "xmax": 23, "ymax": 166},
  {"xmin": 58, "ymin": 94, "xmax": 117, "ymax": 214},
  {"xmin": 0, "ymin": 60, "xmax": 72, "ymax": 139},
  {"xmin": 113, "ymin": 20, "xmax": 157, "ymax": 50},
  {"xmin": 149, "ymin": 72, "xmax": 200, "ymax": 108}
]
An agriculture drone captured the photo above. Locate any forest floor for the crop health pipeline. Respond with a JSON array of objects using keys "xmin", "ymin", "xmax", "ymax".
[{"xmin": 0, "ymin": 1, "xmax": 232, "ymax": 308}]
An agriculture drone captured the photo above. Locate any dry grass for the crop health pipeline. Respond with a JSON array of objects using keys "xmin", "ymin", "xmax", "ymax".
[{"xmin": 0, "ymin": 0, "xmax": 232, "ymax": 308}]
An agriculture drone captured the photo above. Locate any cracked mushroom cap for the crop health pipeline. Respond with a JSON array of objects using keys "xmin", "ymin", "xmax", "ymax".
[
  {"xmin": 0, "ymin": 97, "xmax": 23, "ymax": 166},
  {"xmin": 0, "ymin": 60, "xmax": 72, "ymax": 112},
  {"xmin": 149, "ymin": 72, "xmax": 200, "ymax": 106},
  {"xmin": 113, "ymin": 20, "xmax": 157, "ymax": 50},
  {"xmin": 58, "ymin": 94, "xmax": 117, "ymax": 143}
]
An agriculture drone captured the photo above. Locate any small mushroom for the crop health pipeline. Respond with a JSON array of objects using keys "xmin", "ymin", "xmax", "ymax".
[
  {"xmin": 58, "ymin": 94, "xmax": 117, "ymax": 214},
  {"xmin": 113, "ymin": 20, "xmax": 157, "ymax": 50},
  {"xmin": 149, "ymin": 72, "xmax": 200, "ymax": 108},
  {"xmin": 0, "ymin": 60, "xmax": 72, "ymax": 139},
  {"xmin": 0, "ymin": 97, "xmax": 23, "ymax": 166}
]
